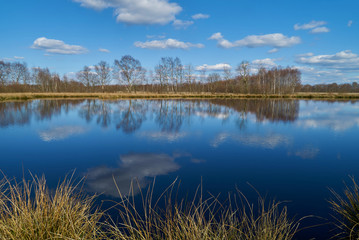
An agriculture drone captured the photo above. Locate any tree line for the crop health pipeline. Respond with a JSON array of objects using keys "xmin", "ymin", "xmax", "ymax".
[{"xmin": 1, "ymin": 55, "xmax": 354, "ymax": 94}]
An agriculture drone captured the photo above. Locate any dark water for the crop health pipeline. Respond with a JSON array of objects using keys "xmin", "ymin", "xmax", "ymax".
[{"xmin": 1, "ymin": 99, "xmax": 359, "ymax": 239}]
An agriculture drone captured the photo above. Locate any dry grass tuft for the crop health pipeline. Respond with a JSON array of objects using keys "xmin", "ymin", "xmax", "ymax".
[
  {"xmin": 0, "ymin": 174, "xmax": 105, "ymax": 240},
  {"xmin": 330, "ymin": 177, "xmax": 359, "ymax": 239},
  {"xmin": 107, "ymin": 179, "xmax": 301, "ymax": 240}
]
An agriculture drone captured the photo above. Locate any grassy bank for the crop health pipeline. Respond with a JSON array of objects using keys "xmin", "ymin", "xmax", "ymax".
[
  {"xmin": 1, "ymin": 174, "xmax": 359, "ymax": 239},
  {"xmin": 0, "ymin": 176, "xmax": 301, "ymax": 240},
  {"xmin": 1, "ymin": 92, "xmax": 359, "ymax": 101}
]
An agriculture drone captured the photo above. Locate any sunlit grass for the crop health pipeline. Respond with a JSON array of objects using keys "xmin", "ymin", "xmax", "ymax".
[
  {"xmin": 106, "ymin": 179, "xmax": 301, "ymax": 240},
  {"xmin": 0, "ymin": 174, "xmax": 304, "ymax": 240},
  {"xmin": 0, "ymin": 174, "xmax": 105, "ymax": 240},
  {"xmin": 329, "ymin": 177, "xmax": 359, "ymax": 239}
]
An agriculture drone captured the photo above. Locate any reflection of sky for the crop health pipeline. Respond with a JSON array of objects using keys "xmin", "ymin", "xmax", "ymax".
[
  {"xmin": 2, "ymin": 99, "xmax": 359, "ymax": 239},
  {"xmin": 85, "ymin": 153, "xmax": 180, "ymax": 197},
  {"xmin": 137, "ymin": 131, "xmax": 188, "ymax": 142},
  {"xmin": 297, "ymin": 101, "xmax": 359, "ymax": 131},
  {"xmin": 211, "ymin": 132, "xmax": 291, "ymax": 149},
  {"xmin": 38, "ymin": 126, "xmax": 88, "ymax": 142}
]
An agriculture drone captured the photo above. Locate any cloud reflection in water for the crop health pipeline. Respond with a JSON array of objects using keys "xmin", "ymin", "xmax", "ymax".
[
  {"xmin": 85, "ymin": 153, "xmax": 180, "ymax": 197},
  {"xmin": 38, "ymin": 126, "xmax": 88, "ymax": 142}
]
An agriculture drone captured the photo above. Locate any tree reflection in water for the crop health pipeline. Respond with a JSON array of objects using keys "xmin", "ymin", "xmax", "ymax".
[
  {"xmin": 115, "ymin": 100, "xmax": 147, "ymax": 134},
  {"xmin": 0, "ymin": 99, "xmax": 301, "ymax": 131}
]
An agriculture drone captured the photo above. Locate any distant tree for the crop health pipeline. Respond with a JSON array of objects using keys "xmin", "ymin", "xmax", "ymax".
[
  {"xmin": 0, "ymin": 61, "xmax": 11, "ymax": 86},
  {"xmin": 185, "ymin": 64, "xmax": 195, "ymax": 92},
  {"xmin": 77, "ymin": 66, "xmax": 97, "ymax": 92},
  {"xmin": 94, "ymin": 61, "xmax": 111, "ymax": 93},
  {"xmin": 10, "ymin": 62, "xmax": 29, "ymax": 85},
  {"xmin": 222, "ymin": 65, "xmax": 232, "ymax": 93},
  {"xmin": 236, "ymin": 61, "xmax": 250, "ymax": 93},
  {"xmin": 113, "ymin": 55, "xmax": 144, "ymax": 93},
  {"xmin": 207, "ymin": 73, "xmax": 221, "ymax": 93}
]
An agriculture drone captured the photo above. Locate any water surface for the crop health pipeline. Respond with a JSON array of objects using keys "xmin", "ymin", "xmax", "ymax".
[{"xmin": 1, "ymin": 99, "xmax": 359, "ymax": 239}]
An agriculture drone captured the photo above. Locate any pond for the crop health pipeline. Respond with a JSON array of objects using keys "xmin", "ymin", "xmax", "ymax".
[{"xmin": 1, "ymin": 98, "xmax": 359, "ymax": 239}]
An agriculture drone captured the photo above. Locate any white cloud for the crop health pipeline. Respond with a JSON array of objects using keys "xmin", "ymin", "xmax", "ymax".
[
  {"xmin": 268, "ymin": 48, "xmax": 278, "ymax": 54},
  {"xmin": 252, "ymin": 58, "xmax": 277, "ymax": 68},
  {"xmin": 98, "ymin": 48, "xmax": 110, "ymax": 53},
  {"xmin": 294, "ymin": 20, "xmax": 327, "ymax": 30},
  {"xmin": 310, "ymin": 26, "xmax": 330, "ymax": 34},
  {"xmin": 31, "ymin": 37, "xmax": 88, "ymax": 55},
  {"xmin": 73, "ymin": 0, "xmax": 182, "ymax": 25},
  {"xmin": 296, "ymin": 50, "xmax": 359, "ymax": 70},
  {"xmin": 1, "ymin": 56, "xmax": 25, "ymax": 61},
  {"xmin": 172, "ymin": 19, "xmax": 194, "ymax": 29},
  {"xmin": 192, "ymin": 13, "xmax": 210, "ymax": 20},
  {"xmin": 209, "ymin": 32, "xmax": 300, "ymax": 49},
  {"xmin": 39, "ymin": 126, "xmax": 88, "ymax": 142},
  {"xmin": 195, "ymin": 63, "xmax": 232, "ymax": 71},
  {"xmin": 134, "ymin": 38, "xmax": 204, "ymax": 49},
  {"xmin": 294, "ymin": 20, "xmax": 329, "ymax": 34},
  {"xmin": 348, "ymin": 20, "xmax": 353, "ymax": 27}
]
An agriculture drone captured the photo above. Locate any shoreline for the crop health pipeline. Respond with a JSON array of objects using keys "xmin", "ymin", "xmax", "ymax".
[{"xmin": 1, "ymin": 92, "xmax": 359, "ymax": 101}]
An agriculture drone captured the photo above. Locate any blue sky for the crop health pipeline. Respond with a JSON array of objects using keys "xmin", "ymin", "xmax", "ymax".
[{"xmin": 1, "ymin": 0, "xmax": 358, "ymax": 84}]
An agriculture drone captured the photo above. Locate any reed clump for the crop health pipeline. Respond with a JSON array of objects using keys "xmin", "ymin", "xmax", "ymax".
[
  {"xmin": 329, "ymin": 177, "xmax": 359, "ymax": 239},
  {"xmin": 0, "ymin": 175, "xmax": 105, "ymax": 240},
  {"xmin": 0, "ymin": 175, "xmax": 302, "ymax": 240},
  {"xmin": 107, "ymin": 180, "xmax": 300, "ymax": 240}
]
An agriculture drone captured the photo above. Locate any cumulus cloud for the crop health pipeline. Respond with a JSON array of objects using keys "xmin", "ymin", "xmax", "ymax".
[
  {"xmin": 294, "ymin": 20, "xmax": 329, "ymax": 34},
  {"xmin": 195, "ymin": 63, "xmax": 232, "ymax": 71},
  {"xmin": 348, "ymin": 20, "xmax": 353, "ymax": 27},
  {"xmin": 172, "ymin": 19, "xmax": 194, "ymax": 29},
  {"xmin": 85, "ymin": 153, "xmax": 180, "ymax": 197},
  {"xmin": 294, "ymin": 20, "xmax": 327, "ymax": 30},
  {"xmin": 310, "ymin": 26, "xmax": 330, "ymax": 34},
  {"xmin": 268, "ymin": 48, "xmax": 279, "ymax": 54},
  {"xmin": 98, "ymin": 48, "xmax": 110, "ymax": 53},
  {"xmin": 192, "ymin": 13, "xmax": 210, "ymax": 20},
  {"xmin": 209, "ymin": 32, "xmax": 300, "ymax": 49},
  {"xmin": 73, "ymin": 0, "xmax": 182, "ymax": 25},
  {"xmin": 252, "ymin": 58, "xmax": 277, "ymax": 68},
  {"xmin": 38, "ymin": 126, "xmax": 88, "ymax": 142},
  {"xmin": 134, "ymin": 38, "xmax": 204, "ymax": 49},
  {"xmin": 296, "ymin": 50, "xmax": 359, "ymax": 70},
  {"xmin": 31, "ymin": 37, "xmax": 88, "ymax": 55},
  {"xmin": 1, "ymin": 56, "xmax": 25, "ymax": 61}
]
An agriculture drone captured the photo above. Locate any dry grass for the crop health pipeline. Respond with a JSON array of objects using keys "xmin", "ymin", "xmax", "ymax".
[
  {"xmin": 107, "ymin": 179, "xmax": 301, "ymax": 240},
  {"xmin": 0, "ymin": 174, "xmax": 105, "ymax": 240},
  {"xmin": 0, "ymin": 174, "xmax": 304, "ymax": 240},
  {"xmin": 329, "ymin": 177, "xmax": 359, "ymax": 239},
  {"xmin": 1, "ymin": 92, "xmax": 359, "ymax": 101}
]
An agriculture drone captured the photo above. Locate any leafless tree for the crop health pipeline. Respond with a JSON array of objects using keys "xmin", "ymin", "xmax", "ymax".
[
  {"xmin": 77, "ymin": 66, "xmax": 97, "ymax": 92},
  {"xmin": 222, "ymin": 65, "xmax": 232, "ymax": 93},
  {"xmin": 10, "ymin": 62, "xmax": 29, "ymax": 84},
  {"xmin": 236, "ymin": 61, "xmax": 250, "ymax": 93},
  {"xmin": 94, "ymin": 61, "xmax": 111, "ymax": 93},
  {"xmin": 0, "ymin": 61, "xmax": 11, "ymax": 86},
  {"xmin": 113, "ymin": 55, "xmax": 144, "ymax": 93}
]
